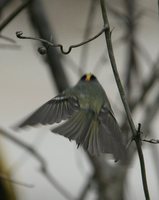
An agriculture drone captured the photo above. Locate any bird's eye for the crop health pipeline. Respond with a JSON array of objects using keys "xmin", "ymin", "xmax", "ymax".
[
  {"xmin": 90, "ymin": 75, "xmax": 96, "ymax": 80},
  {"xmin": 81, "ymin": 74, "xmax": 87, "ymax": 81}
]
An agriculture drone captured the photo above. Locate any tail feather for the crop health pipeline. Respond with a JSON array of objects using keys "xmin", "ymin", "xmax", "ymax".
[
  {"xmin": 99, "ymin": 119, "xmax": 127, "ymax": 161},
  {"xmin": 52, "ymin": 110, "xmax": 93, "ymax": 143},
  {"xmin": 82, "ymin": 120, "xmax": 100, "ymax": 155},
  {"xmin": 52, "ymin": 109, "xmax": 127, "ymax": 161}
]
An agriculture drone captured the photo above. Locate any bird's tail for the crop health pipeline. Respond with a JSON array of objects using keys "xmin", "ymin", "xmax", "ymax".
[
  {"xmin": 52, "ymin": 110, "xmax": 127, "ymax": 161},
  {"xmin": 52, "ymin": 110, "xmax": 93, "ymax": 145}
]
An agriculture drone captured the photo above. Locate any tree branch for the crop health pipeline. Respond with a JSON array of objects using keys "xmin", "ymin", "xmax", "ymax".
[
  {"xmin": 28, "ymin": 0, "xmax": 69, "ymax": 92},
  {"xmin": 0, "ymin": 0, "xmax": 32, "ymax": 32},
  {"xmin": 99, "ymin": 0, "xmax": 150, "ymax": 199}
]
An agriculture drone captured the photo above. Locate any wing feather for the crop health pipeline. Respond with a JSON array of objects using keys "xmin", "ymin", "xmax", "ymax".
[
  {"xmin": 52, "ymin": 110, "xmax": 93, "ymax": 144},
  {"xmin": 98, "ymin": 104, "xmax": 126, "ymax": 160},
  {"xmin": 17, "ymin": 94, "xmax": 79, "ymax": 128}
]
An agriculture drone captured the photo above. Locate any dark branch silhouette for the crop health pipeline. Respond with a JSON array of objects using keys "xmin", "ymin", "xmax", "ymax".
[{"xmin": 99, "ymin": 0, "xmax": 150, "ymax": 199}]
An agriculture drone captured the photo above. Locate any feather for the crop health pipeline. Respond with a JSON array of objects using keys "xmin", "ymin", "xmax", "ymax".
[
  {"xmin": 98, "ymin": 104, "xmax": 126, "ymax": 161},
  {"xmin": 17, "ymin": 94, "xmax": 80, "ymax": 128},
  {"xmin": 82, "ymin": 118, "xmax": 103, "ymax": 156},
  {"xmin": 52, "ymin": 110, "xmax": 93, "ymax": 143}
]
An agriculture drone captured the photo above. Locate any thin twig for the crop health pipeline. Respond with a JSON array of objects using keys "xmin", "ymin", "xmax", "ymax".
[
  {"xmin": 142, "ymin": 139, "xmax": 159, "ymax": 144},
  {"xmin": 0, "ymin": 0, "xmax": 32, "ymax": 32},
  {"xmin": 99, "ymin": 0, "xmax": 150, "ymax": 199},
  {"xmin": 8, "ymin": 131, "xmax": 46, "ymax": 174},
  {"xmin": 0, "ymin": 127, "xmax": 74, "ymax": 200},
  {"xmin": 16, "ymin": 25, "xmax": 107, "ymax": 54},
  {"xmin": 0, "ymin": 128, "xmax": 46, "ymax": 170}
]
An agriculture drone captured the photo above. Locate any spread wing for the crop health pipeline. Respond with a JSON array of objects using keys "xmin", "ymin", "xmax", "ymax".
[
  {"xmin": 98, "ymin": 105, "xmax": 126, "ymax": 161},
  {"xmin": 17, "ymin": 94, "xmax": 80, "ymax": 128},
  {"xmin": 52, "ymin": 110, "xmax": 94, "ymax": 145},
  {"xmin": 52, "ymin": 103, "xmax": 127, "ymax": 161}
]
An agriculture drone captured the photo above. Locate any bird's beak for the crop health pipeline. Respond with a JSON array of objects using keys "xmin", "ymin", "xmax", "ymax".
[{"xmin": 86, "ymin": 73, "xmax": 92, "ymax": 81}]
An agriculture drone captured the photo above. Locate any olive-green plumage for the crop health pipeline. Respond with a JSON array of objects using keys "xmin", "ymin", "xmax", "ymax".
[
  {"xmin": 17, "ymin": 73, "xmax": 126, "ymax": 161},
  {"xmin": 68, "ymin": 76, "xmax": 108, "ymax": 112}
]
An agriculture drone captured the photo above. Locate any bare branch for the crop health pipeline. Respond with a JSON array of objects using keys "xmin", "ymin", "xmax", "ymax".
[
  {"xmin": 99, "ymin": 0, "xmax": 150, "ymax": 199},
  {"xmin": 0, "ymin": 0, "xmax": 32, "ymax": 32},
  {"xmin": 28, "ymin": 0, "xmax": 68, "ymax": 93}
]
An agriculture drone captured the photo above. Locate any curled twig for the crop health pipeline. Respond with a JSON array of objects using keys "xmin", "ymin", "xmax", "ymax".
[{"xmin": 16, "ymin": 25, "xmax": 107, "ymax": 55}]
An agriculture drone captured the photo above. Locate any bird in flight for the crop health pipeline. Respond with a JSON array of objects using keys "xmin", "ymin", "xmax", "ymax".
[{"xmin": 16, "ymin": 73, "xmax": 126, "ymax": 161}]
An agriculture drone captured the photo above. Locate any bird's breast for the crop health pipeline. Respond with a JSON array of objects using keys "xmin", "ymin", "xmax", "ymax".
[
  {"xmin": 69, "ymin": 81, "xmax": 106, "ymax": 114},
  {"xmin": 78, "ymin": 90, "xmax": 103, "ymax": 114}
]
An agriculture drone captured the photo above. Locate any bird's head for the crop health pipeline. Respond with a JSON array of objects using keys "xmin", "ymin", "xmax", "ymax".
[{"xmin": 80, "ymin": 73, "xmax": 97, "ymax": 82}]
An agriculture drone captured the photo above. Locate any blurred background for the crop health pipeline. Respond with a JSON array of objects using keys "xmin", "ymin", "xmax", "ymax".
[{"xmin": 0, "ymin": 0, "xmax": 159, "ymax": 199}]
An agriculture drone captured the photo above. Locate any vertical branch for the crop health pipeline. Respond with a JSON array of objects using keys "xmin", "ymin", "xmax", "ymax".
[
  {"xmin": 123, "ymin": 0, "xmax": 138, "ymax": 102},
  {"xmin": 28, "ymin": 0, "xmax": 69, "ymax": 92},
  {"xmin": 99, "ymin": 0, "xmax": 150, "ymax": 199}
]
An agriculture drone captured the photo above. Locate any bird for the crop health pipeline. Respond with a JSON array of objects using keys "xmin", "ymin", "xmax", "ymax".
[{"xmin": 16, "ymin": 73, "xmax": 126, "ymax": 161}]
